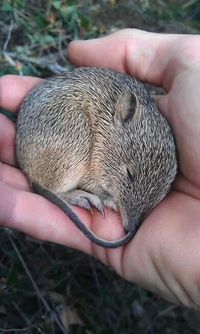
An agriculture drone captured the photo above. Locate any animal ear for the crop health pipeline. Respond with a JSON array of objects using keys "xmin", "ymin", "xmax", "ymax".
[{"xmin": 115, "ymin": 90, "xmax": 138, "ymax": 124}]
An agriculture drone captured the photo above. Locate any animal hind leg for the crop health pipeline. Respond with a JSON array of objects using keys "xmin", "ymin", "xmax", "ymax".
[{"xmin": 60, "ymin": 189, "xmax": 105, "ymax": 216}]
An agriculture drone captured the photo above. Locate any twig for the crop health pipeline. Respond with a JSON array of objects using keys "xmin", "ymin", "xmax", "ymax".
[
  {"xmin": 58, "ymin": 34, "xmax": 68, "ymax": 63},
  {"xmin": 12, "ymin": 301, "xmax": 32, "ymax": 326},
  {"xmin": 3, "ymin": 52, "xmax": 16, "ymax": 67},
  {"xmin": 182, "ymin": 0, "xmax": 198, "ymax": 9},
  {"xmin": 3, "ymin": 52, "xmax": 23, "ymax": 75},
  {"xmin": 7, "ymin": 233, "xmax": 69, "ymax": 334},
  {"xmin": 45, "ymin": 0, "xmax": 52, "ymax": 17},
  {"xmin": 144, "ymin": 304, "xmax": 178, "ymax": 334},
  {"xmin": 0, "ymin": 325, "xmax": 37, "ymax": 332},
  {"xmin": 0, "ymin": 21, "xmax": 17, "ymax": 34},
  {"xmin": 3, "ymin": 51, "xmax": 71, "ymax": 74},
  {"xmin": 3, "ymin": 19, "xmax": 14, "ymax": 52}
]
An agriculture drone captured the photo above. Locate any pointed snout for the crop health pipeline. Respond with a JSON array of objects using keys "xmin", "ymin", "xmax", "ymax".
[{"xmin": 120, "ymin": 206, "xmax": 142, "ymax": 233}]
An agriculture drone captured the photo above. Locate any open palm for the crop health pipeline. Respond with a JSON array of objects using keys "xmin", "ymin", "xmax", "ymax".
[{"xmin": 1, "ymin": 29, "xmax": 200, "ymax": 307}]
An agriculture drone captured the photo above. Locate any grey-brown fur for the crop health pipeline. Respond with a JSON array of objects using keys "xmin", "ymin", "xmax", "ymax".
[{"xmin": 16, "ymin": 67, "xmax": 177, "ymax": 248}]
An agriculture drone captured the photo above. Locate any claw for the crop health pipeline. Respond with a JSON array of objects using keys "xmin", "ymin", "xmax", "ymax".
[
  {"xmin": 86, "ymin": 196, "xmax": 105, "ymax": 217},
  {"xmin": 82, "ymin": 197, "xmax": 93, "ymax": 214},
  {"xmin": 62, "ymin": 190, "xmax": 105, "ymax": 217},
  {"xmin": 95, "ymin": 202, "xmax": 105, "ymax": 217},
  {"xmin": 76, "ymin": 197, "xmax": 93, "ymax": 212}
]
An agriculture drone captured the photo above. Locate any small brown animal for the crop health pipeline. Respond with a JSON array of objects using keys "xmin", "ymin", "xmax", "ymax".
[{"xmin": 16, "ymin": 67, "xmax": 177, "ymax": 248}]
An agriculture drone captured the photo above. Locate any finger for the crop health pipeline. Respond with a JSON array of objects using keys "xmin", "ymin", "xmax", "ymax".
[
  {"xmin": 68, "ymin": 29, "xmax": 199, "ymax": 90},
  {"xmin": 0, "ymin": 162, "xmax": 30, "ymax": 191},
  {"xmin": 0, "ymin": 182, "xmax": 125, "ymax": 257},
  {"xmin": 0, "ymin": 113, "xmax": 16, "ymax": 165},
  {"xmin": 0, "ymin": 75, "xmax": 43, "ymax": 112},
  {"xmin": 0, "ymin": 181, "xmax": 92, "ymax": 253},
  {"xmin": 68, "ymin": 29, "xmax": 178, "ymax": 87}
]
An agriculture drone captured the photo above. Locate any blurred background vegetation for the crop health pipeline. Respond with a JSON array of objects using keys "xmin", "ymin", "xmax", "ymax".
[{"xmin": 0, "ymin": 0, "xmax": 200, "ymax": 333}]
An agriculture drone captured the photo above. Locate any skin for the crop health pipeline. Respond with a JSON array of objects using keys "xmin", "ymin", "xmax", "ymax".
[
  {"xmin": 32, "ymin": 182, "xmax": 135, "ymax": 248},
  {"xmin": 0, "ymin": 29, "xmax": 200, "ymax": 307}
]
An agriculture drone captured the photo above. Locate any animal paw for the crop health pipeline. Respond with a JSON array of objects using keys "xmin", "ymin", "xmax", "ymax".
[{"xmin": 63, "ymin": 190, "xmax": 105, "ymax": 216}]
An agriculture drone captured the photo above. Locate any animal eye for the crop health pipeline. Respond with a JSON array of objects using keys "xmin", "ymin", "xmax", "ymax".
[{"xmin": 127, "ymin": 168, "xmax": 135, "ymax": 182}]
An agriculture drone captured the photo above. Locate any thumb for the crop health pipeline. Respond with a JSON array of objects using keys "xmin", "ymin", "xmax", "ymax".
[
  {"xmin": 68, "ymin": 29, "xmax": 182, "ymax": 89},
  {"xmin": 68, "ymin": 29, "xmax": 200, "ymax": 91}
]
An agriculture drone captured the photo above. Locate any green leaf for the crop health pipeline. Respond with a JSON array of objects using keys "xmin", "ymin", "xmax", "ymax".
[
  {"xmin": 52, "ymin": 0, "xmax": 62, "ymax": 10},
  {"xmin": 61, "ymin": 5, "xmax": 77, "ymax": 18},
  {"xmin": 42, "ymin": 34, "xmax": 55, "ymax": 44},
  {"xmin": 1, "ymin": 2, "xmax": 13, "ymax": 12}
]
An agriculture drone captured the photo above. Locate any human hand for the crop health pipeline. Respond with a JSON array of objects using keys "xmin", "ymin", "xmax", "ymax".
[
  {"xmin": 1, "ymin": 29, "xmax": 200, "ymax": 307},
  {"xmin": 67, "ymin": 29, "xmax": 200, "ymax": 306}
]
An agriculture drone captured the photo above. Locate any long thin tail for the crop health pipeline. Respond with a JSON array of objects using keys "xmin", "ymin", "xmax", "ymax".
[{"xmin": 32, "ymin": 182, "xmax": 135, "ymax": 248}]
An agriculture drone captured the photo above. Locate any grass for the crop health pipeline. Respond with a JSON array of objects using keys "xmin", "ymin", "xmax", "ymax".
[{"xmin": 0, "ymin": 0, "xmax": 200, "ymax": 333}]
